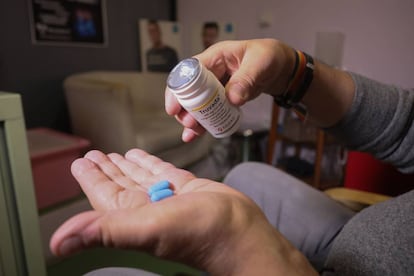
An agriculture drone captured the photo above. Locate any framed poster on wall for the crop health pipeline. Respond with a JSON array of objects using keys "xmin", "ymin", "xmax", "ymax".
[
  {"xmin": 28, "ymin": 0, "xmax": 108, "ymax": 47},
  {"xmin": 139, "ymin": 19, "xmax": 182, "ymax": 72},
  {"xmin": 190, "ymin": 21, "xmax": 236, "ymax": 56}
]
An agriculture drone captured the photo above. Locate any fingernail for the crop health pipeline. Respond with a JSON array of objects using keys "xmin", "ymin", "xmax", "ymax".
[
  {"xmin": 58, "ymin": 236, "xmax": 82, "ymax": 256},
  {"xmin": 182, "ymin": 129, "xmax": 192, "ymax": 142},
  {"xmin": 165, "ymin": 99, "xmax": 171, "ymax": 111},
  {"xmin": 71, "ymin": 158, "xmax": 96, "ymax": 176}
]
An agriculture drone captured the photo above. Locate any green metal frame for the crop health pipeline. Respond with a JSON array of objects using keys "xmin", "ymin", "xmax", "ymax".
[{"xmin": 0, "ymin": 92, "xmax": 46, "ymax": 276}]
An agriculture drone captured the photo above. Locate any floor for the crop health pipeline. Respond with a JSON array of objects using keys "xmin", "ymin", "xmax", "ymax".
[
  {"xmin": 186, "ymin": 137, "xmax": 234, "ymax": 180},
  {"xmin": 186, "ymin": 134, "xmax": 268, "ymax": 181},
  {"xmin": 47, "ymin": 248, "xmax": 200, "ymax": 276}
]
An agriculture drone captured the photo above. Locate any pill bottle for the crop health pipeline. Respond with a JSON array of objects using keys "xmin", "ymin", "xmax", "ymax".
[{"xmin": 166, "ymin": 58, "xmax": 241, "ymax": 138}]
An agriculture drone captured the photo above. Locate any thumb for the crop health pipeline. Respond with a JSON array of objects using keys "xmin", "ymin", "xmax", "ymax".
[
  {"xmin": 225, "ymin": 72, "xmax": 253, "ymax": 106},
  {"xmin": 50, "ymin": 209, "xmax": 160, "ymax": 257},
  {"xmin": 225, "ymin": 62, "xmax": 263, "ymax": 106},
  {"xmin": 50, "ymin": 211, "xmax": 104, "ymax": 257}
]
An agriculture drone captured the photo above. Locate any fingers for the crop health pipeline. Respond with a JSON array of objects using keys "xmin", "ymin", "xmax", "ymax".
[
  {"xmin": 125, "ymin": 149, "xmax": 175, "ymax": 175},
  {"xmin": 224, "ymin": 47, "xmax": 269, "ymax": 105},
  {"xmin": 86, "ymin": 151, "xmax": 146, "ymax": 191},
  {"xmin": 165, "ymin": 85, "xmax": 206, "ymax": 141},
  {"xmin": 167, "ymin": 39, "xmax": 283, "ymax": 139},
  {"xmin": 165, "ymin": 87, "xmax": 181, "ymax": 116},
  {"xmin": 194, "ymin": 40, "xmax": 241, "ymax": 79},
  {"xmin": 195, "ymin": 39, "xmax": 286, "ymax": 106},
  {"xmin": 175, "ymin": 109, "xmax": 206, "ymax": 135},
  {"xmin": 73, "ymin": 149, "xmax": 195, "ymax": 211},
  {"xmin": 174, "ymin": 109, "xmax": 197, "ymax": 128},
  {"xmin": 125, "ymin": 149, "xmax": 196, "ymax": 189},
  {"xmin": 73, "ymin": 150, "xmax": 149, "ymax": 210},
  {"xmin": 182, "ymin": 128, "xmax": 202, "ymax": 142},
  {"xmin": 71, "ymin": 156, "xmax": 124, "ymax": 210},
  {"xmin": 106, "ymin": 153, "xmax": 154, "ymax": 189},
  {"xmin": 194, "ymin": 41, "xmax": 257, "ymax": 106}
]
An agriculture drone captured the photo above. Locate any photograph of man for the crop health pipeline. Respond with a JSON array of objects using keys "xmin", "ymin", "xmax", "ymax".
[
  {"xmin": 190, "ymin": 21, "xmax": 235, "ymax": 56},
  {"xmin": 202, "ymin": 21, "xmax": 219, "ymax": 49},
  {"xmin": 146, "ymin": 20, "xmax": 178, "ymax": 72}
]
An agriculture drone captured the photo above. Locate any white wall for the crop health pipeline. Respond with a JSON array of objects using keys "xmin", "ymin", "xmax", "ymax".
[{"xmin": 178, "ymin": 0, "xmax": 414, "ymax": 88}]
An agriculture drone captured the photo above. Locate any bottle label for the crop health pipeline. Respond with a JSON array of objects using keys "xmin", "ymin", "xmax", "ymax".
[{"xmin": 191, "ymin": 88, "xmax": 240, "ymax": 137}]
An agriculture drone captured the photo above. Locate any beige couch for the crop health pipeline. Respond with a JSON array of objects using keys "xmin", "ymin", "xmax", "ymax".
[{"xmin": 64, "ymin": 71, "xmax": 215, "ymax": 168}]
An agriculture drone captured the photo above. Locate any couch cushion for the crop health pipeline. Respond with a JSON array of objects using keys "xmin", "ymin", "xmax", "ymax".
[
  {"xmin": 64, "ymin": 71, "xmax": 215, "ymax": 168},
  {"xmin": 134, "ymin": 115, "xmax": 185, "ymax": 154}
]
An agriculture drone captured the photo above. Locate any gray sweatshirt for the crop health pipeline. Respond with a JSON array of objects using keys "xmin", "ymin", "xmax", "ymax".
[
  {"xmin": 323, "ymin": 73, "xmax": 414, "ymax": 275},
  {"xmin": 328, "ymin": 73, "xmax": 414, "ymax": 173}
]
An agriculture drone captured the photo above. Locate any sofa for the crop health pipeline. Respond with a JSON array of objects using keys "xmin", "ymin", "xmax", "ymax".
[{"xmin": 64, "ymin": 71, "xmax": 215, "ymax": 168}]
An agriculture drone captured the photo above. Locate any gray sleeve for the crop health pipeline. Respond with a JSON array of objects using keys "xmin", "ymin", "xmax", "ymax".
[
  {"xmin": 326, "ymin": 72, "xmax": 414, "ymax": 173},
  {"xmin": 322, "ymin": 189, "xmax": 414, "ymax": 275}
]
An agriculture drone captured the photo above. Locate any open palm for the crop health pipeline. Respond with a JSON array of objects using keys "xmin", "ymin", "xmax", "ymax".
[{"xmin": 50, "ymin": 148, "xmax": 265, "ymax": 273}]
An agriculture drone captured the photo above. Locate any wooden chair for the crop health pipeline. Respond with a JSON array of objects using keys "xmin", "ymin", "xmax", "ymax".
[
  {"xmin": 266, "ymin": 104, "xmax": 326, "ymax": 189},
  {"xmin": 266, "ymin": 102, "xmax": 391, "ymax": 211}
]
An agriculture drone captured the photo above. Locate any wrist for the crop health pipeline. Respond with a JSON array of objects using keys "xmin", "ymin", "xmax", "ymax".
[
  {"xmin": 232, "ymin": 222, "xmax": 317, "ymax": 276},
  {"xmin": 204, "ymin": 196, "xmax": 317, "ymax": 276},
  {"xmin": 301, "ymin": 61, "xmax": 355, "ymax": 127},
  {"xmin": 273, "ymin": 49, "xmax": 315, "ymax": 119},
  {"xmin": 274, "ymin": 45, "xmax": 298, "ymax": 97}
]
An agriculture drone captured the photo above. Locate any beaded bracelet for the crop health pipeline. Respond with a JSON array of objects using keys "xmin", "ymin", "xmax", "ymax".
[{"xmin": 274, "ymin": 49, "xmax": 314, "ymax": 118}]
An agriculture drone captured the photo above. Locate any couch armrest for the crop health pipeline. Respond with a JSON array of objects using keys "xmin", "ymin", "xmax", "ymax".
[
  {"xmin": 324, "ymin": 187, "xmax": 391, "ymax": 212},
  {"xmin": 64, "ymin": 76, "xmax": 136, "ymax": 153}
]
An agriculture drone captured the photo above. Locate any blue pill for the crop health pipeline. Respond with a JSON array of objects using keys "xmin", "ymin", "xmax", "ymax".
[
  {"xmin": 150, "ymin": 189, "xmax": 174, "ymax": 202},
  {"xmin": 148, "ymin": 180, "xmax": 170, "ymax": 195}
]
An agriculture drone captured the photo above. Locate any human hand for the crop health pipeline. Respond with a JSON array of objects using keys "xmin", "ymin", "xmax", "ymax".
[
  {"xmin": 50, "ymin": 149, "xmax": 315, "ymax": 275},
  {"xmin": 165, "ymin": 39, "xmax": 295, "ymax": 142}
]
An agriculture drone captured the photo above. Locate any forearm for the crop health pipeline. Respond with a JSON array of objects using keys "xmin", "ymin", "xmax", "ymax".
[
  {"xmin": 281, "ymin": 52, "xmax": 414, "ymax": 172},
  {"xmin": 266, "ymin": 46, "xmax": 355, "ymax": 128},
  {"xmin": 301, "ymin": 60, "xmax": 356, "ymax": 128},
  {"xmin": 326, "ymin": 73, "xmax": 414, "ymax": 173}
]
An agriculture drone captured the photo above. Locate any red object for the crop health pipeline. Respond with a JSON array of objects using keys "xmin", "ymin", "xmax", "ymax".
[
  {"xmin": 27, "ymin": 128, "xmax": 90, "ymax": 210},
  {"xmin": 344, "ymin": 151, "xmax": 414, "ymax": 197}
]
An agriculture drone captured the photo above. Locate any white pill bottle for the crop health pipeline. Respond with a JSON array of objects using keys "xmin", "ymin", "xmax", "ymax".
[{"xmin": 167, "ymin": 58, "xmax": 241, "ymax": 138}]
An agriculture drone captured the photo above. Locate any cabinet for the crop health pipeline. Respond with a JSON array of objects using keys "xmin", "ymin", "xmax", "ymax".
[
  {"xmin": 0, "ymin": 92, "xmax": 46, "ymax": 276},
  {"xmin": 27, "ymin": 128, "xmax": 90, "ymax": 210}
]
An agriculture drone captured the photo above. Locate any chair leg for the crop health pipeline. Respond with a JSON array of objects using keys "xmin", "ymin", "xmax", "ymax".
[
  {"xmin": 267, "ymin": 104, "xmax": 280, "ymax": 164},
  {"xmin": 313, "ymin": 130, "xmax": 325, "ymax": 188}
]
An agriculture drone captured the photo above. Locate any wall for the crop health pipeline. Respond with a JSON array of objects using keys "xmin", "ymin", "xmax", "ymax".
[
  {"xmin": 0, "ymin": 0, "xmax": 173, "ymax": 131},
  {"xmin": 178, "ymin": 0, "xmax": 414, "ymax": 88}
]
